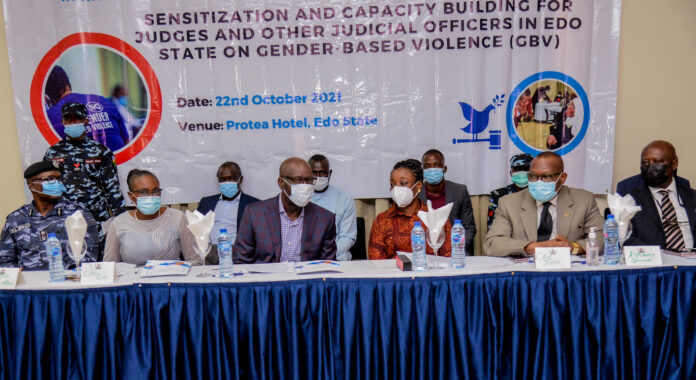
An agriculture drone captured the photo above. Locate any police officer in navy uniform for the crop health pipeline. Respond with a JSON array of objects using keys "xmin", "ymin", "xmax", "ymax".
[
  {"xmin": 44, "ymin": 102, "xmax": 126, "ymax": 227},
  {"xmin": 0, "ymin": 161, "xmax": 99, "ymax": 269},
  {"xmin": 487, "ymin": 154, "xmax": 533, "ymax": 227}
]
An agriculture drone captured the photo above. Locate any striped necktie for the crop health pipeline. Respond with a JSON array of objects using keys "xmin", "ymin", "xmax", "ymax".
[{"xmin": 659, "ymin": 189, "xmax": 685, "ymax": 251}]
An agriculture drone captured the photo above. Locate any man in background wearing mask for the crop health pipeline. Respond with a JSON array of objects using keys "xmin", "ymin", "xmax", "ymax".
[
  {"xmin": 197, "ymin": 162, "xmax": 259, "ymax": 249},
  {"xmin": 234, "ymin": 157, "xmax": 337, "ymax": 263},
  {"xmin": 625, "ymin": 141, "xmax": 696, "ymax": 250},
  {"xmin": 0, "ymin": 161, "xmax": 99, "ymax": 269},
  {"xmin": 44, "ymin": 103, "xmax": 125, "ymax": 253},
  {"xmin": 419, "ymin": 149, "xmax": 476, "ymax": 255},
  {"xmin": 308, "ymin": 154, "xmax": 357, "ymax": 261},
  {"xmin": 485, "ymin": 151, "xmax": 604, "ymax": 257},
  {"xmin": 487, "ymin": 154, "xmax": 533, "ymax": 228}
]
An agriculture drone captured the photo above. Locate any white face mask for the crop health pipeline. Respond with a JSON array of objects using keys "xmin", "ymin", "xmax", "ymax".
[
  {"xmin": 282, "ymin": 179, "xmax": 314, "ymax": 207},
  {"xmin": 313, "ymin": 176, "xmax": 329, "ymax": 192},
  {"xmin": 391, "ymin": 182, "xmax": 419, "ymax": 208}
]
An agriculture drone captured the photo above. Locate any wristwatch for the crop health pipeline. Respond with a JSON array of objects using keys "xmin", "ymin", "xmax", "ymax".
[{"xmin": 570, "ymin": 242, "xmax": 581, "ymax": 255}]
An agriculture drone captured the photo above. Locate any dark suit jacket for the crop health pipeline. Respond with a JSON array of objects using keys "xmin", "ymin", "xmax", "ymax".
[
  {"xmin": 625, "ymin": 182, "xmax": 696, "ymax": 248},
  {"xmin": 418, "ymin": 180, "xmax": 477, "ymax": 255},
  {"xmin": 196, "ymin": 192, "xmax": 260, "ymax": 231},
  {"xmin": 616, "ymin": 174, "xmax": 690, "ymax": 196},
  {"xmin": 233, "ymin": 195, "xmax": 337, "ymax": 263}
]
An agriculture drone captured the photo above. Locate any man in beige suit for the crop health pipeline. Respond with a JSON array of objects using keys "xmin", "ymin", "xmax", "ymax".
[{"xmin": 485, "ymin": 151, "xmax": 604, "ymax": 257}]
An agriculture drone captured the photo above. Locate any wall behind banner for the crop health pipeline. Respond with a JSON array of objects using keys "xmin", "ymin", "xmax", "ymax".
[{"xmin": 0, "ymin": 1, "xmax": 695, "ymax": 223}]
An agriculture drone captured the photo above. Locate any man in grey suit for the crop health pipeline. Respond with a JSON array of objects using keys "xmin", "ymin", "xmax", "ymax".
[
  {"xmin": 485, "ymin": 151, "xmax": 604, "ymax": 257},
  {"xmin": 419, "ymin": 149, "xmax": 477, "ymax": 255}
]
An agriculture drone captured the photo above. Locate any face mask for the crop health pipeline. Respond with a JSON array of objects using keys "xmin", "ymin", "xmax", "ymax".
[
  {"xmin": 528, "ymin": 175, "xmax": 561, "ymax": 203},
  {"xmin": 117, "ymin": 96, "xmax": 128, "ymax": 107},
  {"xmin": 641, "ymin": 163, "xmax": 671, "ymax": 187},
  {"xmin": 64, "ymin": 123, "xmax": 86, "ymax": 138},
  {"xmin": 314, "ymin": 177, "xmax": 329, "ymax": 192},
  {"xmin": 511, "ymin": 171, "xmax": 529, "ymax": 188},
  {"xmin": 282, "ymin": 180, "xmax": 314, "ymax": 207},
  {"xmin": 35, "ymin": 181, "xmax": 66, "ymax": 197},
  {"xmin": 219, "ymin": 181, "xmax": 239, "ymax": 198},
  {"xmin": 391, "ymin": 183, "xmax": 419, "ymax": 208},
  {"xmin": 136, "ymin": 196, "xmax": 161, "ymax": 215},
  {"xmin": 423, "ymin": 168, "xmax": 444, "ymax": 185}
]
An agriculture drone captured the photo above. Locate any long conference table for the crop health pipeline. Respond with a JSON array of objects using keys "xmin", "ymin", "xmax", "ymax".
[{"xmin": 1, "ymin": 255, "xmax": 696, "ymax": 380}]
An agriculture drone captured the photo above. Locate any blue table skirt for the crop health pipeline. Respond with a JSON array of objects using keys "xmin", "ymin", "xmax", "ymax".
[{"xmin": 1, "ymin": 266, "xmax": 695, "ymax": 379}]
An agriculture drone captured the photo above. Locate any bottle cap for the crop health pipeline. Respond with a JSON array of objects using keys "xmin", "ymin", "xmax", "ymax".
[
  {"xmin": 414, "ymin": 222, "xmax": 421, "ymax": 227},
  {"xmin": 220, "ymin": 228, "xmax": 227, "ymax": 234},
  {"xmin": 454, "ymin": 219, "xmax": 461, "ymax": 224},
  {"xmin": 48, "ymin": 233, "xmax": 56, "ymax": 238},
  {"xmin": 607, "ymin": 214, "xmax": 615, "ymax": 220}
]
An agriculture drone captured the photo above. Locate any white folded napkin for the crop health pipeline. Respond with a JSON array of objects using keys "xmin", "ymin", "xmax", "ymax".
[
  {"xmin": 417, "ymin": 200, "xmax": 453, "ymax": 245},
  {"xmin": 607, "ymin": 193, "xmax": 642, "ymax": 241},
  {"xmin": 185, "ymin": 210, "xmax": 215, "ymax": 252},
  {"xmin": 65, "ymin": 211, "xmax": 88, "ymax": 256}
]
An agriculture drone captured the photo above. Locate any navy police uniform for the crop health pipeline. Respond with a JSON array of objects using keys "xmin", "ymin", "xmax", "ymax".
[
  {"xmin": 0, "ymin": 200, "xmax": 99, "ymax": 270},
  {"xmin": 44, "ymin": 138, "xmax": 126, "ymax": 223}
]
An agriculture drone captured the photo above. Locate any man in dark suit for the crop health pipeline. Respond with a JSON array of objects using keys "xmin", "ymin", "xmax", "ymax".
[
  {"xmin": 197, "ymin": 162, "xmax": 260, "ymax": 242},
  {"xmin": 418, "ymin": 149, "xmax": 477, "ymax": 255},
  {"xmin": 625, "ymin": 141, "xmax": 695, "ymax": 250},
  {"xmin": 234, "ymin": 157, "xmax": 337, "ymax": 263}
]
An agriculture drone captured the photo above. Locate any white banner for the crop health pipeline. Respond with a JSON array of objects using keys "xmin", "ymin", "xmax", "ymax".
[{"xmin": 3, "ymin": 0, "xmax": 621, "ymax": 202}]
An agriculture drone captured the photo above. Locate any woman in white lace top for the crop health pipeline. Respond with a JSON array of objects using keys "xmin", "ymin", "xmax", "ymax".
[{"xmin": 104, "ymin": 169, "xmax": 196, "ymax": 265}]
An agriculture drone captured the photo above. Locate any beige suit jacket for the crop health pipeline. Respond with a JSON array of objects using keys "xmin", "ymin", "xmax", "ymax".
[{"xmin": 485, "ymin": 186, "xmax": 604, "ymax": 257}]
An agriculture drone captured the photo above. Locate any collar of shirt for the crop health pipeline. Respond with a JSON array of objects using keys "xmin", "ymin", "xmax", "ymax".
[
  {"xmin": 218, "ymin": 193, "xmax": 241, "ymax": 205},
  {"xmin": 26, "ymin": 200, "xmax": 67, "ymax": 218},
  {"xmin": 648, "ymin": 177, "xmax": 678, "ymax": 200},
  {"xmin": 535, "ymin": 194, "xmax": 558, "ymax": 208},
  {"xmin": 279, "ymin": 195, "xmax": 305, "ymax": 221}
]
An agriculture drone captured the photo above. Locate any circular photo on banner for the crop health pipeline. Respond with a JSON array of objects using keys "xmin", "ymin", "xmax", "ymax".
[
  {"xmin": 506, "ymin": 71, "xmax": 589, "ymax": 156},
  {"xmin": 31, "ymin": 33, "xmax": 161, "ymax": 164}
]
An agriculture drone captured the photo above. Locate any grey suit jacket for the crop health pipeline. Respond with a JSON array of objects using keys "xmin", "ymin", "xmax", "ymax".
[
  {"xmin": 419, "ymin": 180, "xmax": 477, "ymax": 255},
  {"xmin": 485, "ymin": 186, "xmax": 604, "ymax": 257}
]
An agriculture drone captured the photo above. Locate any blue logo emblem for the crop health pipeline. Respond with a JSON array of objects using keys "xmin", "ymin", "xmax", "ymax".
[{"xmin": 452, "ymin": 94, "xmax": 505, "ymax": 150}]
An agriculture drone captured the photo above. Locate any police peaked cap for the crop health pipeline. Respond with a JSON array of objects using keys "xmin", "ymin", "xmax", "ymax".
[
  {"xmin": 24, "ymin": 160, "xmax": 60, "ymax": 179},
  {"xmin": 510, "ymin": 154, "xmax": 533, "ymax": 170}
]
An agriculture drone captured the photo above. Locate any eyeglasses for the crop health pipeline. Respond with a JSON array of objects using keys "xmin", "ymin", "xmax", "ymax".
[
  {"xmin": 282, "ymin": 176, "xmax": 316, "ymax": 185},
  {"xmin": 130, "ymin": 189, "xmax": 162, "ymax": 197},
  {"xmin": 31, "ymin": 177, "xmax": 62, "ymax": 184},
  {"xmin": 527, "ymin": 172, "xmax": 562, "ymax": 182}
]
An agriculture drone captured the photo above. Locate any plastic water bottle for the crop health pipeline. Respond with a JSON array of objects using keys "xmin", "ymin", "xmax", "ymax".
[
  {"xmin": 218, "ymin": 228, "xmax": 234, "ymax": 278},
  {"xmin": 604, "ymin": 215, "xmax": 620, "ymax": 265},
  {"xmin": 411, "ymin": 222, "xmax": 427, "ymax": 271},
  {"xmin": 46, "ymin": 233, "xmax": 65, "ymax": 282},
  {"xmin": 451, "ymin": 219, "xmax": 466, "ymax": 268},
  {"xmin": 586, "ymin": 227, "xmax": 600, "ymax": 266}
]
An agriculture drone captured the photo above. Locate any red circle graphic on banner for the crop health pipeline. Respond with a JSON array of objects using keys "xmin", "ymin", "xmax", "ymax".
[{"xmin": 30, "ymin": 33, "xmax": 161, "ymax": 164}]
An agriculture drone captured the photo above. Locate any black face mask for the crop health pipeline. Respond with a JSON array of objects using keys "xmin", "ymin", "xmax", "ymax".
[{"xmin": 641, "ymin": 163, "xmax": 671, "ymax": 187}]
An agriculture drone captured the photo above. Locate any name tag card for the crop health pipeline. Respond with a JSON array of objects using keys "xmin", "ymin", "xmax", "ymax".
[
  {"xmin": 535, "ymin": 247, "xmax": 571, "ymax": 270},
  {"xmin": 0, "ymin": 268, "xmax": 21, "ymax": 289},
  {"xmin": 81, "ymin": 262, "xmax": 116, "ymax": 285},
  {"xmin": 623, "ymin": 246, "xmax": 662, "ymax": 266}
]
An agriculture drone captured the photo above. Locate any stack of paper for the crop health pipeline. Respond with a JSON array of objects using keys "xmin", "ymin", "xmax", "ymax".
[{"xmin": 294, "ymin": 261, "xmax": 342, "ymax": 274}]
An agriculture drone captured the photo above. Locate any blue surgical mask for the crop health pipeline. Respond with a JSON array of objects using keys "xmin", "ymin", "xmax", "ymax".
[
  {"xmin": 423, "ymin": 168, "xmax": 444, "ymax": 185},
  {"xmin": 117, "ymin": 96, "xmax": 128, "ymax": 107},
  {"xmin": 219, "ymin": 181, "xmax": 239, "ymax": 198},
  {"xmin": 64, "ymin": 123, "xmax": 86, "ymax": 138},
  {"xmin": 39, "ymin": 181, "xmax": 66, "ymax": 197},
  {"xmin": 528, "ymin": 176, "xmax": 561, "ymax": 202},
  {"xmin": 511, "ymin": 171, "xmax": 529, "ymax": 188},
  {"xmin": 136, "ymin": 196, "xmax": 161, "ymax": 215}
]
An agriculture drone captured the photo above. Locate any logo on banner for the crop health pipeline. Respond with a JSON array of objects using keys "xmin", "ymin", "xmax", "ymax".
[
  {"xmin": 452, "ymin": 94, "xmax": 505, "ymax": 150},
  {"xmin": 86, "ymin": 102, "xmax": 104, "ymax": 112},
  {"xmin": 506, "ymin": 71, "xmax": 590, "ymax": 156}
]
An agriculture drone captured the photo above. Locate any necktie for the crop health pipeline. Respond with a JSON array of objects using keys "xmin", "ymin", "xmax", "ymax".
[
  {"xmin": 537, "ymin": 202, "xmax": 553, "ymax": 241},
  {"xmin": 659, "ymin": 190, "xmax": 685, "ymax": 251}
]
